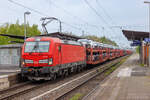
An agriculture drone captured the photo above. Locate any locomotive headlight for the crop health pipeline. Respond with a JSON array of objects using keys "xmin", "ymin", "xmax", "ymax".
[
  {"xmin": 22, "ymin": 61, "xmax": 25, "ymax": 65},
  {"xmin": 48, "ymin": 58, "xmax": 53, "ymax": 65},
  {"xmin": 39, "ymin": 59, "xmax": 48, "ymax": 63},
  {"xmin": 25, "ymin": 59, "xmax": 33, "ymax": 63}
]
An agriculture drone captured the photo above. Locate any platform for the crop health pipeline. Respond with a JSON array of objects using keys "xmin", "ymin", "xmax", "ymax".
[
  {"xmin": 86, "ymin": 53, "xmax": 150, "ymax": 100},
  {"xmin": 0, "ymin": 66, "xmax": 20, "ymax": 90}
]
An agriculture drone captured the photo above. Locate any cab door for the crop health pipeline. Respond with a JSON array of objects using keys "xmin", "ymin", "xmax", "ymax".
[{"xmin": 55, "ymin": 44, "xmax": 62, "ymax": 66}]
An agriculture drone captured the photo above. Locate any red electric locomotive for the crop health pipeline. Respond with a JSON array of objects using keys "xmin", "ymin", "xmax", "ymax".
[
  {"xmin": 21, "ymin": 35, "xmax": 132, "ymax": 81},
  {"xmin": 21, "ymin": 36, "xmax": 86, "ymax": 81}
]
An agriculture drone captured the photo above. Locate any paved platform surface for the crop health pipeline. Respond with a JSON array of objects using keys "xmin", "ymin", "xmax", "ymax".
[{"xmin": 86, "ymin": 54, "xmax": 150, "ymax": 100}]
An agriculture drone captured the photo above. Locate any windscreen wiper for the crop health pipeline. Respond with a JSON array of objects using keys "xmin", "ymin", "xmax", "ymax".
[{"xmin": 29, "ymin": 42, "xmax": 38, "ymax": 55}]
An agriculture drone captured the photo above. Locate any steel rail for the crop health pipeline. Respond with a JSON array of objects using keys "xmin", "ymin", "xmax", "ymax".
[{"xmin": 0, "ymin": 56, "xmax": 128, "ymax": 100}]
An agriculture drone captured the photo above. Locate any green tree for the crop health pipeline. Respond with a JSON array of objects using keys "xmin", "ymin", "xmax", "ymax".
[
  {"xmin": 136, "ymin": 46, "xmax": 140, "ymax": 54},
  {"xmin": 0, "ymin": 21, "xmax": 41, "ymax": 45}
]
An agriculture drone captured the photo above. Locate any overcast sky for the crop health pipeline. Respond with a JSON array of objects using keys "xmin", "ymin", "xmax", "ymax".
[{"xmin": 0, "ymin": 0, "xmax": 149, "ymax": 47}]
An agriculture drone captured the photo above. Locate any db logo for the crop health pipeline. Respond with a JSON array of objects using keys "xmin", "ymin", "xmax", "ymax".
[{"xmin": 34, "ymin": 61, "xmax": 38, "ymax": 64}]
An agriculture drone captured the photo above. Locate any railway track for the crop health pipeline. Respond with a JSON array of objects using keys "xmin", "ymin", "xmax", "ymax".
[
  {"xmin": 57, "ymin": 56, "xmax": 127, "ymax": 100},
  {"xmin": 0, "ymin": 81, "xmax": 53, "ymax": 100},
  {"xmin": 0, "ymin": 56, "xmax": 128, "ymax": 100},
  {"xmin": 0, "ymin": 82, "xmax": 30, "ymax": 95}
]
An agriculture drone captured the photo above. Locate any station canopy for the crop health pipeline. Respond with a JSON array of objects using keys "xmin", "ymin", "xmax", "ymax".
[{"xmin": 122, "ymin": 30, "xmax": 149, "ymax": 41}]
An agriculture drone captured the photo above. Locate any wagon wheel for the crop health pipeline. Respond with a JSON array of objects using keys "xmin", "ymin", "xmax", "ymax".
[
  {"xmin": 65, "ymin": 70, "xmax": 69, "ymax": 77},
  {"xmin": 51, "ymin": 73, "xmax": 57, "ymax": 80},
  {"xmin": 21, "ymin": 74, "xmax": 28, "ymax": 81},
  {"xmin": 73, "ymin": 67, "xmax": 78, "ymax": 74},
  {"xmin": 77, "ymin": 66, "xmax": 81, "ymax": 73},
  {"xmin": 80, "ymin": 65, "xmax": 83, "ymax": 72}
]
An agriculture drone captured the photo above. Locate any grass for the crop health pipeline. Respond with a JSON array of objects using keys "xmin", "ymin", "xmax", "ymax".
[
  {"xmin": 104, "ymin": 57, "xmax": 128, "ymax": 76},
  {"xmin": 69, "ymin": 93, "xmax": 83, "ymax": 100},
  {"xmin": 104, "ymin": 65, "xmax": 117, "ymax": 76},
  {"xmin": 98, "ymin": 68, "xmax": 102, "ymax": 72},
  {"xmin": 69, "ymin": 57, "xmax": 129, "ymax": 100},
  {"xmin": 140, "ymin": 63, "xmax": 145, "ymax": 67}
]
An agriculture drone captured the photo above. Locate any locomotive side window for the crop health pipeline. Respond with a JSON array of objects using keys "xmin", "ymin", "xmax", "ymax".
[{"xmin": 58, "ymin": 46, "xmax": 61, "ymax": 52}]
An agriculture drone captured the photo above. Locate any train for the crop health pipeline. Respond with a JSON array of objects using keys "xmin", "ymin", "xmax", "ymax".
[{"xmin": 21, "ymin": 36, "xmax": 132, "ymax": 81}]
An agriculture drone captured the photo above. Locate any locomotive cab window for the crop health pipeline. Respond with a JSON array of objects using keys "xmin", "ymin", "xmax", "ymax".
[{"xmin": 25, "ymin": 41, "xmax": 50, "ymax": 53}]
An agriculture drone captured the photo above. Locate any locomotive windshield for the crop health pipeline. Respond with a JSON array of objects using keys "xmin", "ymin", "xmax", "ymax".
[{"xmin": 25, "ymin": 41, "xmax": 50, "ymax": 53}]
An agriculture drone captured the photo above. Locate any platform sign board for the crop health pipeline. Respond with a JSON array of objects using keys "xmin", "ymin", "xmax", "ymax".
[
  {"xmin": 130, "ymin": 40, "xmax": 141, "ymax": 46},
  {"xmin": 144, "ymin": 38, "xmax": 150, "ymax": 43}
]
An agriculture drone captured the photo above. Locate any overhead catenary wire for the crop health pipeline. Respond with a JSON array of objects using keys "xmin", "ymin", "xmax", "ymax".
[
  {"xmin": 83, "ymin": 0, "xmax": 132, "ymax": 47},
  {"xmin": 8, "ymin": 0, "xmax": 48, "ymax": 16},
  {"xmin": 96, "ymin": 0, "xmax": 146, "ymax": 42},
  {"xmin": 111, "ymin": 25, "xmax": 149, "ymax": 28},
  {"xmin": 46, "ymin": 0, "xmax": 108, "ymax": 37},
  {"xmin": 96, "ymin": 0, "xmax": 116, "ymax": 25},
  {"xmin": 8, "ymin": 0, "xmax": 110, "ymax": 37},
  {"xmin": 50, "ymin": 1, "xmax": 103, "ymax": 30},
  {"xmin": 8, "ymin": 0, "xmax": 87, "ymax": 34},
  {"xmin": 83, "ymin": 0, "xmax": 115, "ymax": 38},
  {"xmin": 8, "ymin": 0, "xmax": 128, "ymax": 45},
  {"xmin": 48, "ymin": 1, "xmax": 105, "ymax": 36},
  {"xmin": 84, "ymin": 0, "xmax": 110, "ymax": 26},
  {"xmin": 84, "ymin": 0, "xmax": 124, "ymax": 43}
]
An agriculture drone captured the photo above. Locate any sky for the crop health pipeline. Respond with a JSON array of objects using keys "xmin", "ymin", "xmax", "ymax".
[{"xmin": 0, "ymin": 0, "xmax": 149, "ymax": 48}]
